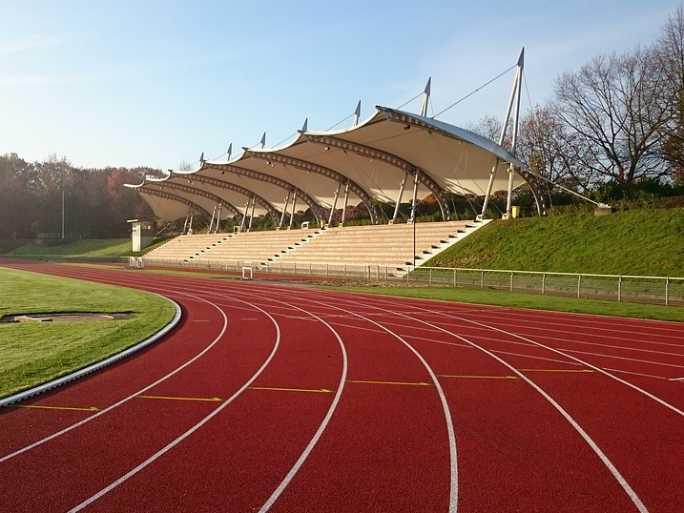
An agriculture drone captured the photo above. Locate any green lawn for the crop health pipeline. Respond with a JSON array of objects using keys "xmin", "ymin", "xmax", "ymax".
[
  {"xmin": 429, "ymin": 209, "xmax": 684, "ymax": 277},
  {"xmin": 328, "ymin": 284, "xmax": 684, "ymax": 323},
  {"xmin": 0, "ymin": 267, "xmax": 176, "ymax": 398}
]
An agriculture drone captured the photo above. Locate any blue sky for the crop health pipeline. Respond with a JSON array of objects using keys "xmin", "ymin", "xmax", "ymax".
[{"xmin": 0, "ymin": 0, "xmax": 679, "ymax": 172}]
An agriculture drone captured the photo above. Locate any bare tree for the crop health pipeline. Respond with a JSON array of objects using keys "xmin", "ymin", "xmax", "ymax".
[
  {"xmin": 656, "ymin": 4, "xmax": 684, "ymax": 183},
  {"xmin": 553, "ymin": 46, "xmax": 672, "ymax": 192}
]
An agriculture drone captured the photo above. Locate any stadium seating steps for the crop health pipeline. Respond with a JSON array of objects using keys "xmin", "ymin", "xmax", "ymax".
[{"xmin": 143, "ymin": 220, "xmax": 490, "ymax": 271}]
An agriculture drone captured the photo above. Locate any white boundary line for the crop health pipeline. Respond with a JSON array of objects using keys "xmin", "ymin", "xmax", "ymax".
[
  {"xmin": 0, "ymin": 293, "xmax": 225, "ymax": 463},
  {"xmin": 0, "ymin": 295, "xmax": 182, "ymax": 409},
  {"xmin": 67, "ymin": 299, "xmax": 281, "ymax": 513},
  {"xmin": 257, "ymin": 304, "xmax": 348, "ymax": 512}
]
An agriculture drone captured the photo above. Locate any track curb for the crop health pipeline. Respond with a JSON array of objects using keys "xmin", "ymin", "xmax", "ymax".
[{"xmin": 0, "ymin": 296, "xmax": 182, "ymax": 408}]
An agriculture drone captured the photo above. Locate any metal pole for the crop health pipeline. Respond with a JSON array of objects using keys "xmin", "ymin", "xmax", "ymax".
[
  {"xmin": 578, "ymin": 275, "xmax": 582, "ymax": 298},
  {"xmin": 413, "ymin": 215, "xmax": 416, "ymax": 269},
  {"xmin": 328, "ymin": 184, "xmax": 340, "ymax": 226},
  {"xmin": 618, "ymin": 276, "xmax": 622, "ymax": 302},
  {"xmin": 289, "ymin": 190, "xmax": 297, "ymax": 229},
  {"xmin": 391, "ymin": 173, "xmax": 408, "ymax": 224},
  {"xmin": 61, "ymin": 189, "xmax": 65, "ymax": 240},
  {"xmin": 340, "ymin": 181, "xmax": 350, "ymax": 227}
]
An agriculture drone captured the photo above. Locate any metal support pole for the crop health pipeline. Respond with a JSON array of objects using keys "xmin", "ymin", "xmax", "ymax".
[
  {"xmin": 279, "ymin": 192, "xmax": 290, "ymax": 230},
  {"xmin": 61, "ymin": 189, "xmax": 65, "ymax": 240},
  {"xmin": 618, "ymin": 276, "xmax": 622, "ymax": 302},
  {"xmin": 328, "ymin": 184, "xmax": 340, "ymax": 226},
  {"xmin": 240, "ymin": 198, "xmax": 249, "ymax": 231},
  {"xmin": 578, "ymin": 274, "xmax": 582, "ymax": 298},
  {"xmin": 409, "ymin": 170, "xmax": 419, "ymax": 223},
  {"xmin": 209, "ymin": 204, "xmax": 217, "ymax": 233},
  {"xmin": 340, "ymin": 181, "xmax": 350, "ymax": 227},
  {"xmin": 289, "ymin": 190, "xmax": 297, "ymax": 229},
  {"xmin": 391, "ymin": 172, "xmax": 408, "ymax": 224},
  {"xmin": 504, "ymin": 164, "xmax": 515, "ymax": 219},
  {"xmin": 666, "ymin": 278, "xmax": 670, "ymax": 306},
  {"xmin": 248, "ymin": 196, "xmax": 256, "ymax": 231},
  {"xmin": 216, "ymin": 202, "xmax": 223, "ymax": 232}
]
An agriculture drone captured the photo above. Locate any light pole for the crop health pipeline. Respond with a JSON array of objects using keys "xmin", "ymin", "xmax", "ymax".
[{"xmin": 61, "ymin": 188, "xmax": 65, "ymax": 240}]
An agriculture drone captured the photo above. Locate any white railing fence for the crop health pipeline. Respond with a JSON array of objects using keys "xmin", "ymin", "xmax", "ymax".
[{"xmin": 137, "ymin": 256, "xmax": 683, "ymax": 308}]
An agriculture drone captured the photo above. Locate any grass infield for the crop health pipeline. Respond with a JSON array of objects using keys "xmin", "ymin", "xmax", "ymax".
[{"xmin": 0, "ymin": 267, "xmax": 175, "ymax": 399}]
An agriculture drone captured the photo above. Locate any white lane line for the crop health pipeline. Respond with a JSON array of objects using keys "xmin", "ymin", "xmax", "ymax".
[
  {"xmin": 257, "ymin": 304, "xmax": 347, "ymax": 513},
  {"xmin": 381, "ymin": 308, "xmax": 650, "ymax": 513},
  {"xmin": 66, "ymin": 299, "xmax": 281, "ymax": 513},
  {"xmin": 0, "ymin": 292, "xmax": 229, "ymax": 463},
  {"xmin": 558, "ymin": 348, "xmax": 684, "ymax": 370},
  {"xmin": 249, "ymin": 292, "xmax": 459, "ymax": 513},
  {"xmin": 332, "ymin": 306, "xmax": 459, "ymax": 513},
  {"xmin": 601, "ymin": 368, "xmax": 667, "ymax": 380},
  {"xmin": 490, "ymin": 350, "xmax": 584, "ymax": 366},
  {"xmin": 670, "ymin": 376, "xmax": 684, "ymax": 381}
]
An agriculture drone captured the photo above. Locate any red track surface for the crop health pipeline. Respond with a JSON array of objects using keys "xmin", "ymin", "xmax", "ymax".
[{"xmin": 1, "ymin": 261, "xmax": 683, "ymax": 512}]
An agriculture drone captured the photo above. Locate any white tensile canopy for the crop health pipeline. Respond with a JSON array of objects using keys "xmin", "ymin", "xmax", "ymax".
[
  {"xmin": 127, "ymin": 107, "xmax": 545, "ymax": 226},
  {"xmin": 126, "ymin": 52, "xmax": 546, "ymax": 227}
]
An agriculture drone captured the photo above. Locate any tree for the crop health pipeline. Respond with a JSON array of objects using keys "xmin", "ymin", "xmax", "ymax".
[
  {"xmin": 656, "ymin": 4, "xmax": 684, "ymax": 185},
  {"xmin": 553, "ymin": 46, "xmax": 672, "ymax": 194}
]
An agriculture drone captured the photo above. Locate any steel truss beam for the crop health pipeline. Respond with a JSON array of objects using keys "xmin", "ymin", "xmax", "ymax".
[
  {"xmin": 303, "ymin": 134, "xmax": 450, "ymax": 221},
  {"xmin": 201, "ymin": 162, "xmax": 326, "ymax": 225},
  {"xmin": 138, "ymin": 187, "xmax": 213, "ymax": 220},
  {"xmin": 148, "ymin": 181, "xmax": 243, "ymax": 220},
  {"xmin": 246, "ymin": 150, "xmax": 379, "ymax": 225},
  {"xmin": 171, "ymin": 172, "xmax": 280, "ymax": 224}
]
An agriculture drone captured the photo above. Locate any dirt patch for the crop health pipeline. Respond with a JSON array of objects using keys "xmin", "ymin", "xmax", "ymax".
[{"xmin": 0, "ymin": 312, "xmax": 134, "ymax": 323}]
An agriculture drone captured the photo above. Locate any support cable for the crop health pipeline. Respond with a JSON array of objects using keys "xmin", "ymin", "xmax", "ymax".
[{"xmin": 432, "ymin": 64, "xmax": 517, "ymax": 119}]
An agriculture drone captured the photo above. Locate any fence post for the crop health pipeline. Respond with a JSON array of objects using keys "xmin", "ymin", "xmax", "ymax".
[
  {"xmin": 666, "ymin": 278, "xmax": 670, "ymax": 306},
  {"xmin": 618, "ymin": 276, "xmax": 622, "ymax": 302},
  {"xmin": 577, "ymin": 274, "xmax": 582, "ymax": 298},
  {"xmin": 542, "ymin": 273, "xmax": 546, "ymax": 295},
  {"xmin": 481, "ymin": 270, "xmax": 484, "ymax": 289},
  {"xmin": 510, "ymin": 272, "xmax": 514, "ymax": 292},
  {"xmin": 453, "ymin": 269, "xmax": 457, "ymax": 287},
  {"xmin": 429, "ymin": 268, "xmax": 433, "ymax": 286}
]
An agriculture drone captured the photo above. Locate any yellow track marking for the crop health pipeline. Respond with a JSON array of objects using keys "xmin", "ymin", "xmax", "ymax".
[
  {"xmin": 248, "ymin": 386, "xmax": 334, "ymax": 394},
  {"xmin": 517, "ymin": 369, "xmax": 595, "ymax": 373},
  {"xmin": 439, "ymin": 375, "xmax": 518, "ymax": 380},
  {"xmin": 136, "ymin": 395, "xmax": 224, "ymax": 402},
  {"xmin": 13, "ymin": 405, "xmax": 100, "ymax": 412},
  {"xmin": 346, "ymin": 380, "xmax": 432, "ymax": 387}
]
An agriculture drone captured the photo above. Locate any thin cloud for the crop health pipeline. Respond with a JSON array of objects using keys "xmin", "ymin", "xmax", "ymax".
[{"xmin": 0, "ymin": 34, "xmax": 61, "ymax": 54}]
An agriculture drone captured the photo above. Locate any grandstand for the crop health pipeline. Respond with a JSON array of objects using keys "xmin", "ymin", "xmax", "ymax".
[
  {"xmin": 143, "ymin": 219, "xmax": 490, "ymax": 275},
  {"xmin": 129, "ymin": 52, "xmax": 541, "ymax": 277}
]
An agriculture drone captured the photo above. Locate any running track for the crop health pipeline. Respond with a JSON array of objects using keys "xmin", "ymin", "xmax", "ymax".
[{"xmin": 1, "ymin": 261, "xmax": 683, "ymax": 513}]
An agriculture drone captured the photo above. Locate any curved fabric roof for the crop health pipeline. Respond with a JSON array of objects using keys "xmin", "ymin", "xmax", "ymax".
[{"xmin": 126, "ymin": 105, "xmax": 541, "ymax": 224}]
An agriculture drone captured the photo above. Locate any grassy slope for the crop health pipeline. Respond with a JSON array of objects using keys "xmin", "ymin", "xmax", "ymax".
[
  {"xmin": 0, "ymin": 267, "xmax": 175, "ymax": 398},
  {"xmin": 428, "ymin": 209, "xmax": 684, "ymax": 277},
  {"xmin": 8, "ymin": 238, "xmax": 132, "ymax": 257},
  {"xmin": 5, "ymin": 236, "xmax": 174, "ymax": 258}
]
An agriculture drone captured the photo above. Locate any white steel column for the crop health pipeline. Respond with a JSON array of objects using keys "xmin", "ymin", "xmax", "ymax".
[
  {"xmin": 278, "ymin": 192, "xmax": 290, "ymax": 230},
  {"xmin": 479, "ymin": 48, "xmax": 524, "ymax": 221},
  {"xmin": 390, "ymin": 172, "xmax": 408, "ymax": 224},
  {"xmin": 328, "ymin": 184, "xmax": 341, "ymax": 225},
  {"xmin": 248, "ymin": 196, "xmax": 256, "ymax": 231},
  {"xmin": 353, "ymin": 100, "xmax": 361, "ymax": 126},
  {"xmin": 209, "ymin": 204, "xmax": 217, "ymax": 233},
  {"xmin": 340, "ymin": 181, "xmax": 350, "ymax": 227},
  {"xmin": 409, "ymin": 170, "xmax": 419, "ymax": 223},
  {"xmin": 215, "ymin": 202, "xmax": 223, "ymax": 233},
  {"xmin": 288, "ymin": 190, "xmax": 297, "ymax": 229},
  {"xmin": 240, "ymin": 198, "xmax": 250, "ymax": 231},
  {"xmin": 420, "ymin": 77, "xmax": 431, "ymax": 117}
]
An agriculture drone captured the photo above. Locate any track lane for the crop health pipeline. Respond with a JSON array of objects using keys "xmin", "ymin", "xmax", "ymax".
[{"xmin": 2, "ymin": 262, "xmax": 683, "ymax": 512}]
